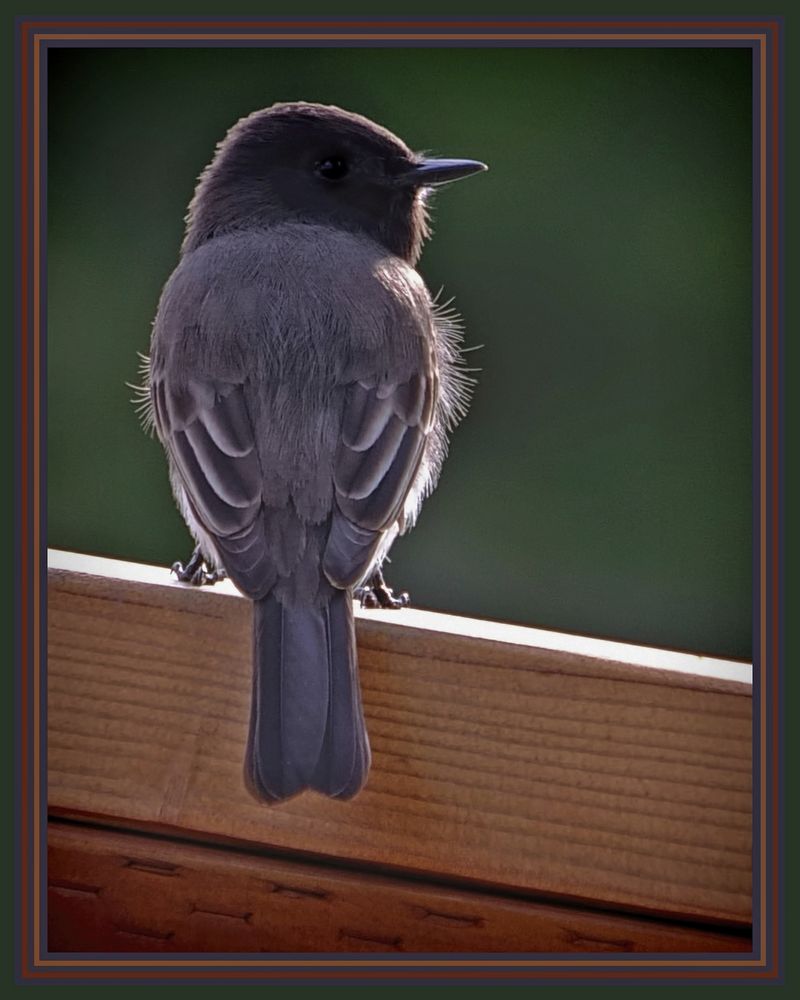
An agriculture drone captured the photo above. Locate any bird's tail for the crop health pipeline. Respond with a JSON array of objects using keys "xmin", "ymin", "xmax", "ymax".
[{"xmin": 244, "ymin": 590, "xmax": 370, "ymax": 803}]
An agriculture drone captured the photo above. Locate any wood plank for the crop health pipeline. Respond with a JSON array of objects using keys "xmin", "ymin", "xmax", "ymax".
[
  {"xmin": 48, "ymin": 823, "xmax": 750, "ymax": 953},
  {"xmin": 46, "ymin": 551, "xmax": 753, "ymax": 924}
]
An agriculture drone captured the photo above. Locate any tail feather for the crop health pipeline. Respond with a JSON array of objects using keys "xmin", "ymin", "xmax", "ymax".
[
  {"xmin": 310, "ymin": 595, "xmax": 371, "ymax": 797},
  {"xmin": 245, "ymin": 591, "xmax": 370, "ymax": 803}
]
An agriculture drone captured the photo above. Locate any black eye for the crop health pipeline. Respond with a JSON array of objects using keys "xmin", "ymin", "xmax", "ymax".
[{"xmin": 315, "ymin": 157, "xmax": 349, "ymax": 181}]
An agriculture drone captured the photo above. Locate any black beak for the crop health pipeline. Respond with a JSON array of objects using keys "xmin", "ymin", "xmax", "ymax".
[{"xmin": 398, "ymin": 157, "xmax": 488, "ymax": 188}]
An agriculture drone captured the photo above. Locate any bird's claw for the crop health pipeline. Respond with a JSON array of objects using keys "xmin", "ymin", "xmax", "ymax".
[
  {"xmin": 356, "ymin": 569, "xmax": 410, "ymax": 610},
  {"xmin": 171, "ymin": 548, "xmax": 227, "ymax": 587}
]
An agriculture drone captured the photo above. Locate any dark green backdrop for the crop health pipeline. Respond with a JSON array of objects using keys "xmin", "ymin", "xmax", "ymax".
[{"xmin": 47, "ymin": 45, "xmax": 752, "ymax": 659}]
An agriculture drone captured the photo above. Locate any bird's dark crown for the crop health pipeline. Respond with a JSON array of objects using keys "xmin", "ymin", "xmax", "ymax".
[{"xmin": 183, "ymin": 102, "xmax": 431, "ymax": 263}]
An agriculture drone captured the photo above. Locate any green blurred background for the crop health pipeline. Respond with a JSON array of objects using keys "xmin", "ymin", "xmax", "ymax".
[{"xmin": 47, "ymin": 45, "xmax": 752, "ymax": 659}]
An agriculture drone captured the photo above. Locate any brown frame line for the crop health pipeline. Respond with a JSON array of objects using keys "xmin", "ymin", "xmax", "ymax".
[{"xmin": 17, "ymin": 17, "xmax": 781, "ymax": 983}]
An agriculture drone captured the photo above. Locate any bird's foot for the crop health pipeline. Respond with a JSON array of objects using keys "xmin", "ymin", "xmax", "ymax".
[
  {"xmin": 356, "ymin": 568, "xmax": 410, "ymax": 610},
  {"xmin": 171, "ymin": 547, "xmax": 227, "ymax": 587}
]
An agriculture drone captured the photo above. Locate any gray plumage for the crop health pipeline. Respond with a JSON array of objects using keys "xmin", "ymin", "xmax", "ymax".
[{"xmin": 141, "ymin": 102, "xmax": 485, "ymax": 802}]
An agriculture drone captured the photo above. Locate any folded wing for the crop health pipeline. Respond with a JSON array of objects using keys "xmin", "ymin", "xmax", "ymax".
[
  {"xmin": 152, "ymin": 375, "xmax": 277, "ymax": 599},
  {"xmin": 323, "ymin": 366, "xmax": 436, "ymax": 589}
]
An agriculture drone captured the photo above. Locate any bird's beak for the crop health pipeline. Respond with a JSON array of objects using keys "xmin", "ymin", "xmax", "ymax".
[{"xmin": 398, "ymin": 157, "xmax": 488, "ymax": 188}]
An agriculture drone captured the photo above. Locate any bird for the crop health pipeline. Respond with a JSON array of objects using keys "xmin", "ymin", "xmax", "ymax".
[{"xmin": 137, "ymin": 102, "xmax": 486, "ymax": 803}]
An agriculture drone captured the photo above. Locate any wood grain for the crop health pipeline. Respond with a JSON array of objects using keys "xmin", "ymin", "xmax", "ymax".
[
  {"xmin": 47, "ymin": 551, "xmax": 752, "ymax": 925},
  {"xmin": 48, "ymin": 822, "xmax": 750, "ymax": 954}
]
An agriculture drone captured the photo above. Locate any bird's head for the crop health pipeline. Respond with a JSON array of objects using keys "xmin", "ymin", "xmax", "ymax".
[{"xmin": 183, "ymin": 102, "xmax": 486, "ymax": 263}]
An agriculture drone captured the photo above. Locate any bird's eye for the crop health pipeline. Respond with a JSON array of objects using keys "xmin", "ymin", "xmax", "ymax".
[{"xmin": 315, "ymin": 157, "xmax": 349, "ymax": 181}]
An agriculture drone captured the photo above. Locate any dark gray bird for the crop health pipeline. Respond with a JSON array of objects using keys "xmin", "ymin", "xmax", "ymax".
[{"xmin": 139, "ymin": 102, "xmax": 486, "ymax": 803}]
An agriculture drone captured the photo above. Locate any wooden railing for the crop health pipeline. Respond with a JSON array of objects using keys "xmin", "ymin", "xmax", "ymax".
[{"xmin": 47, "ymin": 550, "xmax": 753, "ymax": 953}]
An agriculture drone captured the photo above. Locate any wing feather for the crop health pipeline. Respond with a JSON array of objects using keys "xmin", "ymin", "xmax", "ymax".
[
  {"xmin": 153, "ymin": 375, "xmax": 275, "ymax": 597},
  {"xmin": 323, "ymin": 366, "xmax": 435, "ymax": 589}
]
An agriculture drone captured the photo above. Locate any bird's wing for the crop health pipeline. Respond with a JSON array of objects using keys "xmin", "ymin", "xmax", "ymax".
[
  {"xmin": 151, "ymin": 373, "xmax": 278, "ymax": 599},
  {"xmin": 323, "ymin": 360, "xmax": 437, "ymax": 589},
  {"xmin": 150, "ymin": 231, "xmax": 440, "ymax": 598}
]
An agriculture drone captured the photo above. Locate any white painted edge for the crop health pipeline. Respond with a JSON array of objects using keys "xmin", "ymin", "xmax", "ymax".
[{"xmin": 47, "ymin": 549, "xmax": 752, "ymax": 687}]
